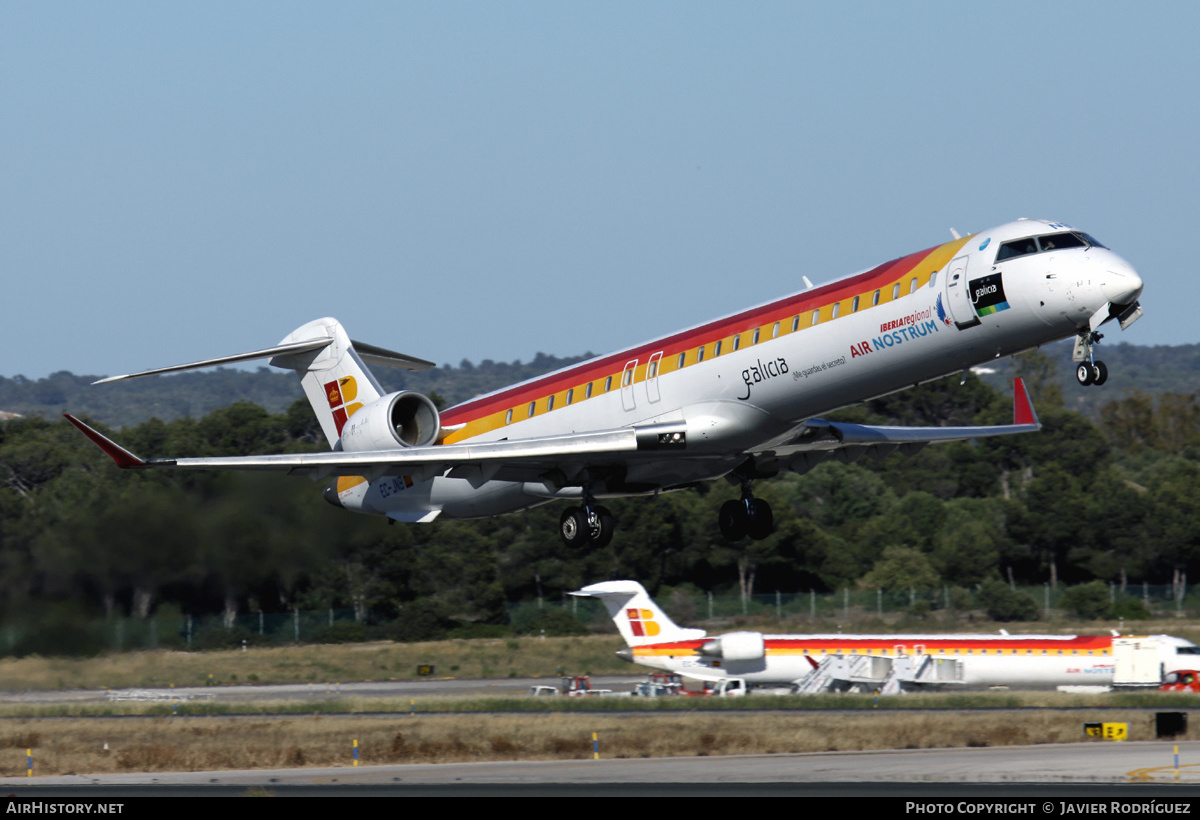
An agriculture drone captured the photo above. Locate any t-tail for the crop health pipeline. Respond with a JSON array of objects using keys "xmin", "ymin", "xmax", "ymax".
[
  {"xmin": 92, "ymin": 317, "xmax": 437, "ymax": 451},
  {"xmin": 571, "ymin": 580, "xmax": 706, "ymax": 648}
]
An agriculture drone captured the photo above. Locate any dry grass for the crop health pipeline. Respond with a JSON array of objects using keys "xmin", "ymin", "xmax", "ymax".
[
  {"xmin": 0, "ymin": 636, "xmax": 630, "ymax": 692},
  {"xmin": 0, "ymin": 709, "xmax": 1187, "ymax": 777}
]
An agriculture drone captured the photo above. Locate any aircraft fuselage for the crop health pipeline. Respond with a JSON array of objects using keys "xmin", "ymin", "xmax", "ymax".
[{"xmin": 337, "ymin": 219, "xmax": 1141, "ymax": 522}]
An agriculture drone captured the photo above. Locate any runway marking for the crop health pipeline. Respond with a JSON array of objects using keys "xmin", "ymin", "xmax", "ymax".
[{"xmin": 1127, "ymin": 763, "xmax": 1200, "ymax": 783}]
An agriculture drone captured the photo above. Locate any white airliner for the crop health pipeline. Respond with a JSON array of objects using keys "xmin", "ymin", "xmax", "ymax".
[
  {"xmin": 572, "ymin": 580, "xmax": 1196, "ymax": 693},
  {"xmin": 66, "ymin": 219, "xmax": 1143, "ymax": 546}
]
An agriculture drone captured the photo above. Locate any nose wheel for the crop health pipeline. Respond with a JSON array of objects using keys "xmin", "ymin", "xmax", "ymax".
[{"xmin": 1073, "ymin": 328, "xmax": 1108, "ymax": 387}]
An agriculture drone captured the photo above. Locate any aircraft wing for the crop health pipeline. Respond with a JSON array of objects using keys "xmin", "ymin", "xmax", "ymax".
[
  {"xmin": 63, "ymin": 414, "xmax": 689, "ymax": 484},
  {"xmin": 65, "ymin": 378, "xmax": 1037, "ymax": 484},
  {"xmin": 765, "ymin": 377, "xmax": 1039, "ymax": 468}
]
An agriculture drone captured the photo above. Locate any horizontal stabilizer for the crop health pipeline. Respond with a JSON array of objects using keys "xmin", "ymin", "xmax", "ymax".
[
  {"xmin": 92, "ymin": 337, "xmax": 335, "ymax": 384},
  {"xmin": 351, "ymin": 340, "xmax": 434, "ymax": 371},
  {"xmin": 91, "ymin": 318, "xmax": 434, "ymax": 385}
]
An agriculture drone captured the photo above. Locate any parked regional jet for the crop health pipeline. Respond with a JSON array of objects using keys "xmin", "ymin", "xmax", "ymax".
[
  {"xmin": 66, "ymin": 219, "xmax": 1143, "ymax": 546},
  {"xmin": 572, "ymin": 581, "xmax": 1196, "ymax": 693}
]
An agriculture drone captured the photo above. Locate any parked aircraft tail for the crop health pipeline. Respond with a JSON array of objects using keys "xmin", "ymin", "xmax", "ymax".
[{"xmin": 571, "ymin": 580, "xmax": 706, "ymax": 647}]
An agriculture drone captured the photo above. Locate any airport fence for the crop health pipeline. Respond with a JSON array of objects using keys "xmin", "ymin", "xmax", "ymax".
[{"xmin": 0, "ymin": 581, "xmax": 1193, "ymax": 657}]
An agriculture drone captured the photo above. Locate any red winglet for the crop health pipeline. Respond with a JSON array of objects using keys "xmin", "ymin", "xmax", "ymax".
[
  {"xmin": 1012, "ymin": 378, "xmax": 1039, "ymax": 427},
  {"xmin": 63, "ymin": 414, "xmax": 147, "ymax": 469}
]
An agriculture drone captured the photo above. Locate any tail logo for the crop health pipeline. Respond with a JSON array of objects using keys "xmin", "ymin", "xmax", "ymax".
[
  {"xmin": 324, "ymin": 376, "xmax": 364, "ymax": 436},
  {"xmin": 626, "ymin": 608, "xmax": 661, "ymax": 637}
]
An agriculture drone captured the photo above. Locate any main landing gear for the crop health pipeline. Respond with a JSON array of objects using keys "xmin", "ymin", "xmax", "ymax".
[
  {"xmin": 559, "ymin": 503, "xmax": 614, "ymax": 548},
  {"xmin": 718, "ymin": 481, "xmax": 774, "ymax": 541},
  {"xmin": 1075, "ymin": 359, "xmax": 1108, "ymax": 387},
  {"xmin": 1074, "ymin": 329, "xmax": 1108, "ymax": 387}
]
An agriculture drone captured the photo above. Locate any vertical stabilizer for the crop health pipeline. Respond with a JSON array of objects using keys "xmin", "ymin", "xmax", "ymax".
[
  {"xmin": 571, "ymin": 580, "xmax": 706, "ymax": 646},
  {"xmin": 269, "ymin": 318, "xmax": 388, "ymax": 448}
]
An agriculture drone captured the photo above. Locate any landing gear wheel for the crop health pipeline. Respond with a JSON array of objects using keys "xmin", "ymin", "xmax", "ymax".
[
  {"xmin": 719, "ymin": 500, "xmax": 749, "ymax": 541},
  {"xmin": 588, "ymin": 506, "xmax": 615, "ymax": 547},
  {"xmin": 559, "ymin": 507, "xmax": 590, "ymax": 548},
  {"xmin": 747, "ymin": 498, "xmax": 774, "ymax": 541},
  {"xmin": 1092, "ymin": 360, "xmax": 1108, "ymax": 386},
  {"xmin": 1076, "ymin": 363, "xmax": 1095, "ymax": 386}
]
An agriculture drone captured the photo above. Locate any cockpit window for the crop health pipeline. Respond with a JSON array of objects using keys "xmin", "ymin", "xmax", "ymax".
[
  {"xmin": 995, "ymin": 231, "xmax": 1103, "ymax": 263},
  {"xmin": 1176, "ymin": 646, "xmax": 1200, "ymax": 655},
  {"xmin": 995, "ymin": 237, "xmax": 1038, "ymax": 261},
  {"xmin": 1037, "ymin": 232, "xmax": 1086, "ymax": 251}
]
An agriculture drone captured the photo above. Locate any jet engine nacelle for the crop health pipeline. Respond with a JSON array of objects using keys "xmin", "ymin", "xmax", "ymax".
[
  {"xmin": 699, "ymin": 631, "xmax": 765, "ymax": 662},
  {"xmin": 339, "ymin": 391, "xmax": 441, "ymax": 452}
]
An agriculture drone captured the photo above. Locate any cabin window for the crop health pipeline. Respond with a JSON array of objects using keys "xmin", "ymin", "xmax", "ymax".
[
  {"xmin": 546, "ymin": 395, "xmax": 554, "ymax": 411},
  {"xmin": 678, "ymin": 352, "xmax": 686, "ymax": 369},
  {"xmin": 697, "ymin": 346, "xmax": 705, "ymax": 363},
  {"xmin": 752, "ymin": 328, "xmax": 760, "ymax": 345},
  {"xmin": 772, "ymin": 321, "xmax": 780, "ymax": 338},
  {"xmin": 851, "ymin": 296, "xmax": 860, "ymax": 313},
  {"xmin": 791, "ymin": 316, "xmax": 799, "ymax": 332},
  {"xmin": 527, "ymin": 401, "xmax": 536, "ymax": 418},
  {"xmin": 872, "ymin": 289, "xmax": 880, "ymax": 306},
  {"xmin": 811, "ymin": 309, "xmax": 820, "ymax": 325},
  {"xmin": 604, "ymin": 376, "xmax": 612, "ymax": 392},
  {"xmin": 909, "ymin": 277, "xmax": 918, "ymax": 294},
  {"xmin": 622, "ymin": 369, "xmax": 633, "ymax": 387},
  {"xmin": 566, "ymin": 388, "xmax": 574, "ymax": 405},
  {"xmin": 505, "ymin": 409, "xmax": 512, "ymax": 425},
  {"xmin": 733, "ymin": 335, "xmax": 741, "ymax": 351},
  {"xmin": 585, "ymin": 383, "xmax": 593, "ymax": 399},
  {"xmin": 647, "ymin": 361, "xmax": 657, "ymax": 379},
  {"xmin": 713, "ymin": 340, "xmax": 722, "ymax": 357},
  {"xmin": 832, "ymin": 303, "xmax": 840, "ymax": 319},
  {"xmin": 929, "ymin": 271, "xmax": 938, "ymax": 288}
]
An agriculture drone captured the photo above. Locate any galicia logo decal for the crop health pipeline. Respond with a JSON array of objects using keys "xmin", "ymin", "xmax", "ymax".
[
  {"xmin": 978, "ymin": 237, "xmax": 991, "ymax": 252},
  {"xmin": 325, "ymin": 375, "xmax": 364, "ymax": 435},
  {"xmin": 969, "ymin": 273, "xmax": 1010, "ymax": 317},
  {"xmin": 737, "ymin": 357, "xmax": 789, "ymax": 401},
  {"xmin": 626, "ymin": 608, "xmax": 661, "ymax": 637}
]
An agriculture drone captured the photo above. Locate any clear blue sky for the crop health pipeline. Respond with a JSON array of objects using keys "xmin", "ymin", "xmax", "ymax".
[{"xmin": 3, "ymin": 1, "xmax": 1196, "ymax": 379}]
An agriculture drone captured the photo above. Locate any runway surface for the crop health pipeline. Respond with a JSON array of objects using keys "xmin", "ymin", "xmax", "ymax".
[
  {"xmin": 4, "ymin": 741, "xmax": 1200, "ymax": 795},
  {"xmin": 5, "ymin": 678, "xmax": 1200, "ymax": 796}
]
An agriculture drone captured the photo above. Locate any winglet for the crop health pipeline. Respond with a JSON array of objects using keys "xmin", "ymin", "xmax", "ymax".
[
  {"xmin": 63, "ymin": 414, "xmax": 147, "ymax": 469},
  {"xmin": 1013, "ymin": 378, "xmax": 1039, "ymax": 427}
]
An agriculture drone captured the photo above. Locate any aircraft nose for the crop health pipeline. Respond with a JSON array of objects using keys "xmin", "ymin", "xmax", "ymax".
[{"xmin": 1101, "ymin": 264, "xmax": 1143, "ymax": 306}]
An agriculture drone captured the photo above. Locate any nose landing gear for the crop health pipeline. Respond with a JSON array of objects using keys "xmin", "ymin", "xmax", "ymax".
[{"xmin": 1074, "ymin": 329, "xmax": 1108, "ymax": 387}]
